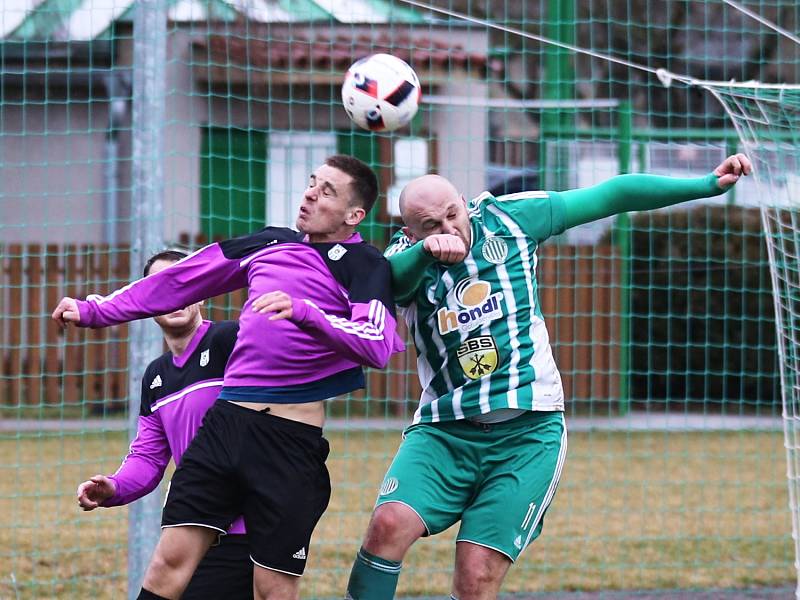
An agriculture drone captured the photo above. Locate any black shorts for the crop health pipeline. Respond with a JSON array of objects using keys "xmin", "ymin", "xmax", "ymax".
[
  {"xmin": 183, "ymin": 534, "xmax": 252, "ymax": 599},
  {"xmin": 162, "ymin": 400, "xmax": 331, "ymax": 576}
]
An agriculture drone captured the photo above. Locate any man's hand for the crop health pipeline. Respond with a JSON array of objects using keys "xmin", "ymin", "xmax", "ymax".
[
  {"xmin": 252, "ymin": 291, "xmax": 294, "ymax": 321},
  {"xmin": 423, "ymin": 234, "xmax": 467, "ymax": 264},
  {"xmin": 76, "ymin": 475, "xmax": 116, "ymax": 511},
  {"xmin": 714, "ymin": 153, "xmax": 753, "ymax": 188},
  {"xmin": 52, "ymin": 297, "xmax": 81, "ymax": 329}
]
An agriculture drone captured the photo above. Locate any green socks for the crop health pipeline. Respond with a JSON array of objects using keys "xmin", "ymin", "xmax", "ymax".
[{"xmin": 346, "ymin": 547, "xmax": 402, "ymax": 600}]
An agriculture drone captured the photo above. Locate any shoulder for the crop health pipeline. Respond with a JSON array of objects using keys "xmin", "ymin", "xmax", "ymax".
[
  {"xmin": 318, "ymin": 241, "xmax": 389, "ymax": 272},
  {"xmin": 385, "ymin": 231, "xmax": 414, "ymax": 257},
  {"xmin": 205, "ymin": 320, "xmax": 239, "ymax": 357},
  {"xmin": 218, "ymin": 227, "xmax": 303, "ymax": 259},
  {"xmin": 347, "ymin": 241, "xmax": 389, "ymax": 264},
  {"xmin": 143, "ymin": 352, "xmax": 171, "ymax": 381},
  {"xmin": 208, "ymin": 320, "xmax": 239, "ymax": 339},
  {"xmin": 471, "ymin": 190, "xmax": 560, "ymax": 234},
  {"xmin": 315, "ymin": 241, "xmax": 395, "ymax": 306},
  {"xmin": 492, "ymin": 191, "xmax": 555, "ymax": 223},
  {"xmin": 470, "ymin": 190, "xmax": 552, "ymax": 211}
]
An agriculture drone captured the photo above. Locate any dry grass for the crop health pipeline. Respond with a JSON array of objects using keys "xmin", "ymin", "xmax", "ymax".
[{"xmin": 0, "ymin": 427, "xmax": 793, "ymax": 599}]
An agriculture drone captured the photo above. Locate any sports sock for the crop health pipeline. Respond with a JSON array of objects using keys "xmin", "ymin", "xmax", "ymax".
[{"xmin": 345, "ymin": 546, "xmax": 402, "ymax": 600}]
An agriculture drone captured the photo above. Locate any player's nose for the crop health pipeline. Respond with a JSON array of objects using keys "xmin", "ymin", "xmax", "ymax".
[{"xmin": 441, "ymin": 222, "xmax": 458, "ymax": 236}]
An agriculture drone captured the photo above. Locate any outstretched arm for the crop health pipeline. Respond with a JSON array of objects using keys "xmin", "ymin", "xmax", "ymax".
[
  {"xmin": 52, "ymin": 243, "xmax": 249, "ymax": 329},
  {"xmin": 561, "ymin": 153, "xmax": 752, "ymax": 229}
]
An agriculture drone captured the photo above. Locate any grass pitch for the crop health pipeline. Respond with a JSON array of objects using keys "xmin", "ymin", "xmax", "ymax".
[{"xmin": 0, "ymin": 427, "xmax": 793, "ymax": 598}]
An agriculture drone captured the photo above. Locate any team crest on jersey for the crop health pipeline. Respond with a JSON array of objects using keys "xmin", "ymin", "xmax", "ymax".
[
  {"xmin": 328, "ymin": 244, "xmax": 347, "ymax": 261},
  {"xmin": 457, "ymin": 335, "xmax": 498, "ymax": 379},
  {"xmin": 199, "ymin": 349, "xmax": 210, "ymax": 367},
  {"xmin": 481, "ymin": 237, "xmax": 508, "ymax": 265},
  {"xmin": 379, "ymin": 477, "xmax": 399, "ymax": 496},
  {"xmin": 437, "ymin": 278, "xmax": 503, "ymax": 335}
]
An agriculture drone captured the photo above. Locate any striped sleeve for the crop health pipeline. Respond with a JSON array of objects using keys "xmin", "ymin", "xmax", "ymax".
[
  {"xmin": 288, "ymin": 252, "xmax": 404, "ymax": 369},
  {"xmin": 491, "ymin": 190, "xmax": 566, "ymax": 242},
  {"xmin": 76, "ymin": 243, "xmax": 249, "ymax": 328}
]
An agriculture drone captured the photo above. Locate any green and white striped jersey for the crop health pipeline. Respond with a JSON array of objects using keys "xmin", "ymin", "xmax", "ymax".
[{"xmin": 386, "ymin": 190, "xmax": 568, "ymax": 425}]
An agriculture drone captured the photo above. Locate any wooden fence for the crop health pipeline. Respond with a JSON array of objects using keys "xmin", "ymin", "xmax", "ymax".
[{"xmin": 0, "ymin": 243, "xmax": 620, "ymax": 414}]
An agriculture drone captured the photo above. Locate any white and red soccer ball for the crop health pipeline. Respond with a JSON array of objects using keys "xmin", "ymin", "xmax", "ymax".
[{"xmin": 341, "ymin": 53, "xmax": 422, "ymax": 132}]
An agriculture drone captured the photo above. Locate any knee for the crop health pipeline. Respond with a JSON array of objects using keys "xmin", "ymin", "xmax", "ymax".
[
  {"xmin": 362, "ymin": 504, "xmax": 424, "ymax": 559},
  {"xmin": 368, "ymin": 505, "xmax": 421, "ymax": 544},
  {"xmin": 457, "ymin": 564, "xmax": 497, "ymax": 593},
  {"xmin": 141, "ymin": 549, "xmax": 188, "ymax": 597},
  {"xmin": 453, "ymin": 553, "xmax": 508, "ymax": 599},
  {"xmin": 147, "ymin": 546, "xmax": 185, "ymax": 577},
  {"xmin": 369, "ymin": 507, "xmax": 404, "ymax": 540},
  {"xmin": 253, "ymin": 571, "xmax": 299, "ymax": 600}
]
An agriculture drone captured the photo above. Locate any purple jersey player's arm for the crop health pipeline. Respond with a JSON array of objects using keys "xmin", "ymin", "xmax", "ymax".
[
  {"xmin": 98, "ymin": 367, "xmax": 172, "ymax": 507},
  {"xmin": 78, "ymin": 368, "xmax": 172, "ymax": 510},
  {"xmin": 101, "ymin": 410, "xmax": 172, "ymax": 507},
  {"xmin": 253, "ymin": 251, "xmax": 405, "ymax": 370},
  {"xmin": 290, "ymin": 293, "xmax": 404, "ymax": 369},
  {"xmin": 73, "ymin": 243, "xmax": 249, "ymax": 328}
]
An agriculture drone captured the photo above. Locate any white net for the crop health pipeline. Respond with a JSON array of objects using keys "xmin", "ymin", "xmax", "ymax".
[{"xmin": 706, "ymin": 83, "xmax": 800, "ymax": 599}]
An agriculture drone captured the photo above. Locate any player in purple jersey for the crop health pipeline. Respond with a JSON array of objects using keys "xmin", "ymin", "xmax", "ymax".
[
  {"xmin": 75, "ymin": 249, "xmax": 252, "ymax": 599},
  {"xmin": 53, "ymin": 155, "xmax": 404, "ymax": 600}
]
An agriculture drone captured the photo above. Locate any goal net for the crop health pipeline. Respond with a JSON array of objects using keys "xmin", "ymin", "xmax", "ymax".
[{"xmin": 705, "ymin": 82, "xmax": 800, "ymax": 599}]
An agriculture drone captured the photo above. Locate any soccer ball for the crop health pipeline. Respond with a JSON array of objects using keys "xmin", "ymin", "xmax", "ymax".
[{"xmin": 341, "ymin": 54, "xmax": 421, "ymax": 132}]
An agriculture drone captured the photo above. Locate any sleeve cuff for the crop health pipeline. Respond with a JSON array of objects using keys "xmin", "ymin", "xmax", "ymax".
[
  {"xmin": 289, "ymin": 297, "xmax": 311, "ymax": 325},
  {"xmin": 75, "ymin": 299, "xmax": 92, "ymax": 327},
  {"xmin": 99, "ymin": 475, "xmax": 120, "ymax": 507},
  {"xmin": 706, "ymin": 172, "xmax": 725, "ymax": 193}
]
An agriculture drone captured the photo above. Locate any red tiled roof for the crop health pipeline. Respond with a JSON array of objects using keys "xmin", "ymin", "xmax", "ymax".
[{"xmin": 193, "ymin": 33, "xmax": 503, "ymax": 78}]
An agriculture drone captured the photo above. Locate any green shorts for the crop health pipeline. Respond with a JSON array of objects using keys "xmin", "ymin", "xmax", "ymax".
[{"xmin": 375, "ymin": 410, "xmax": 566, "ymax": 561}]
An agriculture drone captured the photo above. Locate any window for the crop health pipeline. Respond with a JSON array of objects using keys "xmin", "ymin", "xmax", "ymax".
[
  {"xmin": 267, "ymin": 132, "xmax": 337, "ymax": 228},
  {"xmin": 387, "ymin": 138, "xmax": 428, "ymax": 217}
]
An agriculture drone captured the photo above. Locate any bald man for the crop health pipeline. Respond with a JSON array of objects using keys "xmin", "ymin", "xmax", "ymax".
[{"xmin": 346, "ymin": 154, "xmax": 752, "ymax": 600}]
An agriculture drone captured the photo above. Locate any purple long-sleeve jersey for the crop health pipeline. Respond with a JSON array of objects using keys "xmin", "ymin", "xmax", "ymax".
[
  {"xmin": 75, "ymin": 229, "xmax": 404, "ymax": 398},
  {"xmin": 102, "ymin": 320, "xmax": 247, "ymax": 534}
]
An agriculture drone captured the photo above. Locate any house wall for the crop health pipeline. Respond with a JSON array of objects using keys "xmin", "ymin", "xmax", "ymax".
[
  {"xmin": 0, "ymin": 87, "xmax": 115, "ymax": 244},
  {"xmin": 1, "ymin": 24, "xmax": 489, "ymax": 245}
]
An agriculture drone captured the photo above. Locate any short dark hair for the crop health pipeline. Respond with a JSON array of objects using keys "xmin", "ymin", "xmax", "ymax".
[
  {"xmin": 143, "ymin": 249, "xmax": 189, "ymax": 277},
  {"xmin": 324, "ymin": 154, "xmax": 378, "ymax": 215}
]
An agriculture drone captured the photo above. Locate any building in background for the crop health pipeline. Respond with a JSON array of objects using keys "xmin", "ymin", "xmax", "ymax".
[{"xmin": 0, "ymin": 0, "xmax": 499, "ymax": 246}]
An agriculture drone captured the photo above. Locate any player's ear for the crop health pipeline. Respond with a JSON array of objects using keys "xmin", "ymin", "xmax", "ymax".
[
  {"xmin": 345, "ymin": 205, "xmax": 366, "ymax": 227},
  {"xmin": 401, "ymin": 225, "xmax": 418, "ymax": 243}
]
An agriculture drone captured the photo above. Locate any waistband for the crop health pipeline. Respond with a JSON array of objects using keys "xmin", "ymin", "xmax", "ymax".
[
  {"xmin": 461, "ymin": 409, "xmax": 564, "ymax": 432},
  {"xmin": 216, "ymin": 398, "xmax": 324, "ymax": 437}
]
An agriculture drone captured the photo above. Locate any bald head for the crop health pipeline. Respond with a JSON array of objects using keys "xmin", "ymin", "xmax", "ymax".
[
  {"xmin": 398, "ymin": 174, "xmax": 460, "ymax": 218},
  {"xmin": 399, "ymin": 174, "xmax": 472, "ymax": 248}
]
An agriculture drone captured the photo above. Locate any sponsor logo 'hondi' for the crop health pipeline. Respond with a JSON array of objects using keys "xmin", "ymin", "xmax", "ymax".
[{"xmin": 437, "ymin": 278, "xmax": 503, "ymax": 335}]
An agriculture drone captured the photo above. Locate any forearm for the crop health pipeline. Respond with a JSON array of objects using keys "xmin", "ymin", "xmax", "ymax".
[
  {"xmin": 103, "ymin": 457, "xmax": 166, "ymax": 507},
  {"xmin": 562, "ymin": 172, "xmax": 723, "ymax": 229},
  {"xmin": 289, "ymin": 299, "xmax": 405, "ymax": 369},
  {"xmin": 102, "ymin": 414, "xmax": 170, "ymax": 507},
  {"xmin": 387, "ymin": 241, "xmax": 438, "ymax": 305}
]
